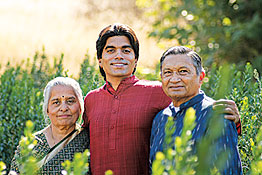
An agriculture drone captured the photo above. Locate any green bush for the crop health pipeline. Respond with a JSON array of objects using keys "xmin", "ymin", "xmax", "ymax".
[{"xmin": 202, "ymin": 63, "xmax": 262, "ymax": 174}]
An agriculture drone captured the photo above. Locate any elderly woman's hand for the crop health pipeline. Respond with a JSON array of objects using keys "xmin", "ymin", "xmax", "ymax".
[{"xmin": 213, "ymin": 99, "xmax": 240, "ymax": 123}]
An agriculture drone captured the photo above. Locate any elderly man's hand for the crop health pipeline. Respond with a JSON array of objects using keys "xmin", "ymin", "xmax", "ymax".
[{"xmin": 213, "ymin": 99, "xmax": 240, "ymax": 123}]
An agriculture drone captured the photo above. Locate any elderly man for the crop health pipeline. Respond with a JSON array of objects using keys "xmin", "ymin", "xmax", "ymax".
[
  {"xmin": 150, "ymin": 46, "xmax": 242, "ymax": 174},
  {"xmin": 82, "ymin": 24, "xmax": 241, "ymax": 175}
]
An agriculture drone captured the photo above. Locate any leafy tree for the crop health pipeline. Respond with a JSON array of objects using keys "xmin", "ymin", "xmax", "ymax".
[{"xmin": 136, "ymin": 0, "xmax": 262, "ymax": 73}]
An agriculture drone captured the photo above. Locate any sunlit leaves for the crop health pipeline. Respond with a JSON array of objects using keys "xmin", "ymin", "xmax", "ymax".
[{"xmin": 137, "ymin": 0, "xmax": 262, "ymax": 73}]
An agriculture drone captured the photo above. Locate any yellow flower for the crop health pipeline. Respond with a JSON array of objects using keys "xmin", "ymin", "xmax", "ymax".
[
  {"xmin": 257, "ymin": 161, "xmax": 262, "ymax": 170},
  {"xmin": 222, "ymin": 17, "xmax": 231, "ymax": 26},
  {"xmin": 0, "ymin": 161, "xmax": 6, "ymax": 170},
  {"xmin": 184, "ymin": 108, "xmax": 196, "ymax": 124},
  {"xmin": 105, "ymin": 170, "xmax": 113, "ymax": 175},
  {"xmin": 26, "ymin": 120, "xmax": 34, "ymax": 128},
  {"xmin": 250, "ymin": 138, "xmax": 254, "ymax": 147},
  {"xmin": 156, "ymin": 152, "xmax": 165, "ymax": 161},
  {"xmin": 36, "ymin": 91, "xmax": 41, "ymax": 97},
  {"xmin": 175, "ymin": 137, "xmax": 182, "ymax": 147}
]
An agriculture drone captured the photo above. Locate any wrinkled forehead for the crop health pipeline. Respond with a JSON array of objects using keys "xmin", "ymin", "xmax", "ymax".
[
  {"xmin": 49, "ymin": 85, "xmax": 76, "ymax": 99},
  {"xmin": 162, "ymin": 54, "xmax": 195, "ymax": 68}
]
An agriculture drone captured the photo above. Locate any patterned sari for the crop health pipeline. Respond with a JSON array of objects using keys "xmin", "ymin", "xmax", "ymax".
[{"xmin": 9, "ymin": 125, "xmax": 89, "ymax": 175}]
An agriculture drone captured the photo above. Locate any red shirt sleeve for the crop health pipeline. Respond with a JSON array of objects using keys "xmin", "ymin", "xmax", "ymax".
[{"xmin": 236, "ymin": 120, "xmax": 242, "ymax": 135}]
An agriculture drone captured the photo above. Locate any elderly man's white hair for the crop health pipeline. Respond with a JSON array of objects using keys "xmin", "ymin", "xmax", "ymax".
[{"xmin": 43, "ymin": 77, "xmax": 84, "ymax": 124}]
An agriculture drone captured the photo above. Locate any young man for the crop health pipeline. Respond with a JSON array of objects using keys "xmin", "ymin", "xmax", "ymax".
[
  {"xmin": 82, "ymin": 24, "xmax": 241, "ymax": 175},
  {"xmin": 150, "ymin": 46, "xmax": 242, "ymax": 174}
]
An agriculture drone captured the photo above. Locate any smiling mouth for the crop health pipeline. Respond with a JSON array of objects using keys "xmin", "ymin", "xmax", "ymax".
[
  {"xmin": 57, "ymin": 115, "xmax": 71, "ymax": 118},
  {"xmin": 111, "ymin": 63, "xmax": 128, "ymax": 67},
  {"xmin": 169, "ymin": 86, "xmax": 184, "ymax": 90}
]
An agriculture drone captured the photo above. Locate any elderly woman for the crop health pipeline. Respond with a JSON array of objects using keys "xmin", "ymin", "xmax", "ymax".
[{"xmin": 9, "ymin": 77, "xmax": 89, "ymax": 174}]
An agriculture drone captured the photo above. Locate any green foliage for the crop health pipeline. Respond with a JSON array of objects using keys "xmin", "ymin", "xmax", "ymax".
[
  {"xmin": 135, "ymin": 63, "xmax": 161, "ymax": 81},
  {"xmin": 13, "ymin": 120, "xmax": 38, "ymax": 175},
  {"xmin": 62, "ymin": 149, "xmax": 90, "ymax": 175},
  {"xmin": 136, "ymin": 0, "xmax": 262, "ymax": 73},
  {"xmin": 250, "ymin": 126, "xmax": 262, "ymax": 174},
  {"xmin": 202, "ymin": 63, "xmax": 262, "ymax": 174},
  {"xmin": 78, "ymin": 54, "xmax": 104, "ymax": 96}
]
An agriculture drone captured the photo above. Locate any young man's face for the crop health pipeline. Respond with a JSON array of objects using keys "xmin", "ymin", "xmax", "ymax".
[
  {"xmin": 161, "ymin": 54, "xmax": 204, "ymax": 106},
  {"xmin": 99, "ymin": 35, "xmax": 137, "ymax": 82}
]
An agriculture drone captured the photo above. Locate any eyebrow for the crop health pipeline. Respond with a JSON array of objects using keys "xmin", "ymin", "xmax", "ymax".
[
  {"xmin": 104, "ymin": 46, "xmax": 115, "ymax": 50},
  {"xmin": 50, "ymin": 98, "xmax": 59, "ymax": 102},
  {"xmin": 50, "ymin": 96, "xmax": 76, "ymax": 101},
  {"xmin": 104, "ymin": 45, "xmax": 132, "ymax": 50},
  {"xmin": 122, "ymin": 45, "xmax": 132, "ymax": 49},
  {"xmin": 162, "ymin": 66, "xmax": 190, "ymax": 71}
]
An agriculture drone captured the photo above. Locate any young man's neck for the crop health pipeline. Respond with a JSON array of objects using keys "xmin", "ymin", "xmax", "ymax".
[{"xmin": 107, "ymin": 75, "xmax": 133, "ymax": 90}]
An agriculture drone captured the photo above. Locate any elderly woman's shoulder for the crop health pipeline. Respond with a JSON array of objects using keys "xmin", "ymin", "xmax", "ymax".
[{"xmin": 33, "ymin": 126, "xmax": 49, "ymax": 137}]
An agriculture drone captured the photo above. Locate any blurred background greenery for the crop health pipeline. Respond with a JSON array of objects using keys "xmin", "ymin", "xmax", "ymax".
[{"xmin": 136, "ymin": 0, "xmax": 262, "ymax": 73}]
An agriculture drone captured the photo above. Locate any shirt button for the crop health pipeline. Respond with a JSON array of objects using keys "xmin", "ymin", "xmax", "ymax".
[
  {"xmin": 112, "ymin": 110, "xmax": 116, "ymax": 113},
  {"xmin": 114, "ymin": 95, "xmax": 118, "ymax": 99},
  {"xmin": 111, "ymin": 126, "xmax": 114, "ymax": 129}
]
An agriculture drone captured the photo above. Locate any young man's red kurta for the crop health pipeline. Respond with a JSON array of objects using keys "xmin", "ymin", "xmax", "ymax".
[{"xmin": 82, "ymin": 76, "xmax": 171, "ymax": 175}]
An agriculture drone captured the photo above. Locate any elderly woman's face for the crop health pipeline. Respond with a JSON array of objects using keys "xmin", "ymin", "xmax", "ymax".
[{"xmin": 47, "ymin": 85, "xmax": 80, "ymax": 129}]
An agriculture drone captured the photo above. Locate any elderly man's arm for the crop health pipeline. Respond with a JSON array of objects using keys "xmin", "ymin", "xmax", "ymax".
[{"xmin": 213, "ymin": 99, "xmax": 242, "ymax": 135}]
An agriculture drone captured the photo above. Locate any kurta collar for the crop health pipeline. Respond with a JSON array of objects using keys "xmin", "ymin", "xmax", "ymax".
[{"xmin": 105, "ymin": 75, "xmax": 139, "ymax": 94}]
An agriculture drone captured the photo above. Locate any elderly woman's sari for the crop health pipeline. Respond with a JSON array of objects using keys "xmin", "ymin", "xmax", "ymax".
[{"xmin": 9, "ymin": 124, "xmax": 89, "ymax": 174}]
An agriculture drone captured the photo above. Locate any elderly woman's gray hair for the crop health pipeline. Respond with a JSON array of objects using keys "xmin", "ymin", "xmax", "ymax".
[{"xmin": 43, "ymin": 77, "xmax": 84, "ymax": 124}]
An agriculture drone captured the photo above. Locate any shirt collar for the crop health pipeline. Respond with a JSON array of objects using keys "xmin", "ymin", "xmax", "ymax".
[
  {"xmin": 169, "ymin": 103, "xmax": 180, "ymax": 113},
  {"xmin": 171, "ymin": 90, "xmax": 205, "ymax": 111}
]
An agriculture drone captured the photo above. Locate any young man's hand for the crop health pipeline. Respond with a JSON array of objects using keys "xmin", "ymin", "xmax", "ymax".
[{"xmin": 213, "ymin": 99, "xmax": 240, "ymax": 123}]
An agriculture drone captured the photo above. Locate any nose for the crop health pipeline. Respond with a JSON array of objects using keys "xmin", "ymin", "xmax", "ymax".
[
  {"xmin": 169, "ymin": 73, "xmax": 181, "ymax": 83},
  {"xmin": 114, "ymin": 49, "xmax": 123, "ymax": 60},
  {"xmin": 59, "ymin": 102, "xmax": 69, "ymax": 112}
]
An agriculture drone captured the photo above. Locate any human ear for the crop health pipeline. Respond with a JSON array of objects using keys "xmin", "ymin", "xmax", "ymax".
[{"xmin": 98, "ymin": 59, "xmax": 103, "ymax": 68}]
